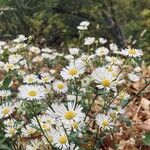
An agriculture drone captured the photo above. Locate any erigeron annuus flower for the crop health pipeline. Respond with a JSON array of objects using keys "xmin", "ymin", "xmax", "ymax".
[
  {"xmin": 60, "ymin": 59, "xmax": 85, "ymax": 80},
  {"xmin": 109, "ymin": 43, "xmax": 118, "ymax": 51},
  {"xmin": 121, "ymin": 48, "xmax": 143, "ymax": 57},
  {"xmin": 0, "ymin": 90, "xmax": 11, "ymax": 98},
  {"xmin": 77, "ymin": 21, "xmax": 90, "ymax": 30},
  {"xmin": 8, "ymin": 54, "xmax": 23, "ymax": 64},
  {"xmin": 4, "ymin": 62, "xmax": 19, "ymax": 72},
  {"xmin": 84, "ymin": 37, "xmax": 95, "ymax": 45},
  {"xmin": 29, "ymin": 46, "xmax": 41, "ymax": 54},
  {"xmin": 128, "ymin": 73, "xmax": 140, "ymax": 82},
  {"xmin": 18, "ymin": 85, "xmax": 46, "ymax": 100},
  {"xmin": 53, "ymin": 80, "xmax": 68, "ymax": 93},
  {"xmin": 51, "ymin": 129, "xmax": 69, "ymax": 150},
  {"xmin": 118, "ymin": 92, "xmax": 130, "ymax": 100},
  {"xmin": 26, "ymin": 139, "xmax": 42, "ymax": 150},
  {"xmin": 3, "ymin": 119, "xmax": 16, "ymax": 127},
  {"xmin": 5, "ymin": 125, "xmax": 18, "ymax": 137},
  {"xmin": 80, "ymin": 21, "xmax": 90, "ymax": 27},
  {"xmin": 14, "ymin": 34, "xmax": 27, "ymax": 43},
  {"xmin": 0, "ymin": 103, "xmax": 14, "ymax": 119},
  {"xmin": 21, "ymin": 124, "xmax": 37, "ymax": 137},
  {"xmin": 69, "ymin": 48, "xmax": 79, "ymax": 55},
  {"xmin": 0, "ymin": 41, "xmax": 6, "ymax": 46},
  {"xmin": 91, "ymin": 67, "xmax": 117, "ymax": 90},
  {"xmin": 23, "ymin": 74, "xmax": 38, "ymax": 84},
  {"xmin": 95, "ymin": 47, "xmax": 109, "ymax": 56},
  {"xmin": 38, "ymin": 73, "xmax": 54, "ymax": 83},
  {"xmin": 105, "ymin": 56, "xmax": 123, "ymax": 65},
  {"xmin": 99, "ymin": 37, "xmax": 107, "ymax": 44},
  {"xmin": 50, "ymin": 102, "xmax": 85, "ymax": 123},
  {"xmin": 96, "ymin": 114, "xmax": 114, "ymax": 129}
]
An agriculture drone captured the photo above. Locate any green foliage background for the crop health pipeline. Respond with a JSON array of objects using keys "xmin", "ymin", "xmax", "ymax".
[{"xmin": 0, "ymin": 0, "xmax": 149, "ymax": 63}]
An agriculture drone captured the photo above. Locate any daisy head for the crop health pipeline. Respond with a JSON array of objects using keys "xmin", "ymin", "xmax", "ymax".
[
  {"xmin": 60, "ymin": 59, "xmax": 85, "ymax": 80},
  {"xmin": 0, "ymin": 90, "xmax": 11, "ymax": 98},
  {"xmin": 53, "ymin": 80, "xmax": 68, "ymax": 93},
  {"xmin": 51, "ymin": 129, "xmax": 69, "ymax": 150},
  {"xmin": 23, "ymin": 74, "xmax": 38, "ymax": 84},
  {"xmin": 91, "ymin": 67, "xmax": 116, "ymax": 90},
  {"xmin": 50, "ymin": 102, "xmax": 85, "ymax": 123},
  {"xmin": 121, "ymin": 48, "xmax": 143, "ymax": 57},
  {"xmin": 18, "ymin": 85, "xmax": 46, "ymax": 100},
  {"xmin": 95, "ymin": 47, "xmax": 109, "ymax": 56},
  {"xmin": 0, "ymin": 103, "xmax": 14, "ymax": 119},
  {"xmin": 96, "ymin": 113, "xmax": 114, "ymax": 130}
]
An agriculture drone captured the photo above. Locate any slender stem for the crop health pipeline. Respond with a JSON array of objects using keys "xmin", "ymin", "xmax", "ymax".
[
  {"xmin": 84, "ymin": 92, "xmax": 99, "ymax": 121},
  {"xmin": 123, "ymin": 81, "xmax": 150, "ymax": 108},
  {"xmin": 33, "ymin": 110, "xmax": 53, "ymax": 148}
]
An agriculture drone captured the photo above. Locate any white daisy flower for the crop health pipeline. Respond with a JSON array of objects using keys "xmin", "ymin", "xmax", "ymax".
[
  {"xmin": 4, "ymin": 125, "xmax": 18, "ymax": 137},
  {"xmin": 84, "ymin": 37, "xmax": 95, "ymax": 45},
  {"xmin": 29, "ymin": 46, "xmax": 41, "ymax": 54},
  {"xmin": 4, "ymin": 62, "xmax": 19, "ymax": 72},
  {"xmin": 41, "ymin": 47, "xmax": 53, "ymax": 53},
  {"xmin": 8, "ymin": 54, "xmax": 23, "ymax": 64},
  {"xmin": 21, "ymin": 124, "xmax": 37, "ymax": 137},
  {"xmin": 0, "ymin": 103, "xmax": 14, "ymax": 119},
  {"xmin": 50, "ymin": 102, "xmax": 85, "ymax": 123},
  {"xmin": 118, "ymin": 92, "xmax": 130, "ymax": 100},
  {"xmin": 14, "ymin": 34, "xmax": 27, "ymax": 43},
  {"xmin": 128, "ymin": 73, "xmax": 140, "ymax": 82},
  {"xmin": 32, "ymin": 56, "xmax": 43, "ymax": 63},
  {"xmin": 95, "ymin": 47, "xmax": 109, "ymax": 56},
  {"xmin": 99, "ymin": 38, "xmax": 107, "ymax": 44},
  {"xmin": 23, "ymin": 74, "xmax": 38, "ymax": 84},
  {"xmin": 91, "ymin": 67, "xmax": 117, "ymax": 91},
  {"xmin": 109, "ymin": 43, "xmax": 118, "ymax": 51},
  {"xmin": 26, "ymin": 139, "xmax": 41, "ymax": 150},
  {"xmin": 77, "ymin": 25, "xmax": 88, "ymax": 30},
  {"xmin": 105, "ymin": 56, "xmax": 123, "ymax": 65},
  {"xmin": 53, "ymin": 80, "xmax": 68, "ymax": 93},
  {"xmin": 96, "ymin": 114, "xmax": 114, "ymax": 130},
  {"xmin": 121, "ymin": 48, "xmax": 143, "ymax": 57},
  {"xmin": 0, "ymin": 41, "xmax": 6, "ymax": 46},
  {"xmin": 51, "ymin": 129, "xmax": 69, "ymax": 150},
  {"xmin": 18, "ymin": 85, "xmax": 46, "ymax": 100},
  {"xmin": 38, "ymin": 73, "xmax": 54, "ymax": 83},
  {"xmin": 69, "ymin": 48, "xmax": 79, "ymax": 55},
  {"xmin": 134, "ymin": 67, "xmax": 142, "ymax": 72},
  {"xmin": 60, "ymin": 59, "xmax": 85, "ymax": 80},
  {"xmin": 0, "ymin": 90, "xmax": 11, "ymax": 98},
  {"xmin": 80, "ymin": 21, "xmax": 90, "ymax": 27},
  {"xmin": 3, "ymin": 119, "xmax": 16, "ymax": 127}
]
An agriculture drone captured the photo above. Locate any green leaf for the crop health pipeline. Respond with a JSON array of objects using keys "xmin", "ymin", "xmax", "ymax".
[
  {"xmin": 143, "ymin": 132, "xmax": 150, "ymax": 146},
  {"xmin": 2, "ymin": 75, "xmax": 12, "ymax": 88}
]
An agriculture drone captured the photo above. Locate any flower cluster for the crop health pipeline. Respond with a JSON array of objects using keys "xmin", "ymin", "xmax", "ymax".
[{"xmin": 0, "ymin": 22, "xmax": 146, "ymax": 150}]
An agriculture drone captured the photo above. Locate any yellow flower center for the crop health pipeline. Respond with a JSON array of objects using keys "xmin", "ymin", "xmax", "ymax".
[
  {"xmin": 2, "ymin": 107, "xmax": 10, "ymax": 115},
  {"xmin": 72, "ymin": 122, "xmax": 79, "ymax": 129},
  {"xmin": 41, "ymin": 123, "xmax": 50, "ymax": 131},
  {"xmin": 9, "ymin": 128, "xmax": 16, "ymax": 135},
  {"xmin": 65, "ymin": 111, "xmax": 76, "ymax": 120},
  {"xmin": 28, "ymin": 90, "xmax": 37, "ymax": 97},
  {"xmin": 68, "ymin": 68, "xmax": 78, "ymax": 76},
  {"xmin": 128, "ymin": 49, "xmax": 136, "ymax": 55},
  {"xmin": 59, "ymin": 135, "xmax": 68, "ymax": 144},
  {"xmin": 28, "ymin": 78, "xmax": 34, "ymax": 83},
  {"xmin": 102, "ymin": 79, "xmax": 111, "ymax": 87},
  {"xmin": 7, "ymin": 64, "xmax": 14, "ymax": 70},
  {"xmin": 57, "ymin": 83, "xmax": 64, "ymax": 89},
  {"xmin": 102, "ymin": 120, "xmax": 109, "ymax": 127},
  {"xmin": 42, "ymin": 77, "xmax": 49, "ymax": 82}
]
